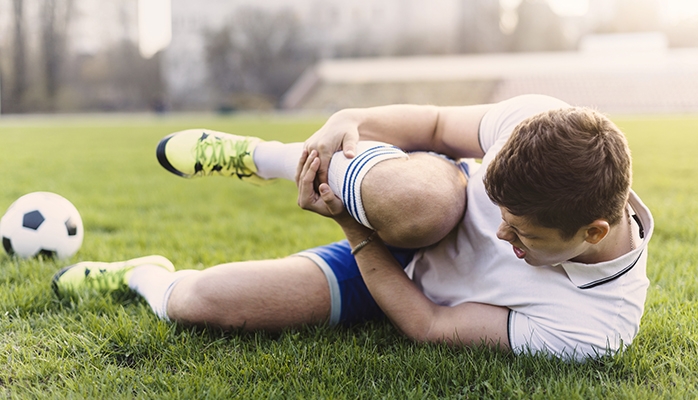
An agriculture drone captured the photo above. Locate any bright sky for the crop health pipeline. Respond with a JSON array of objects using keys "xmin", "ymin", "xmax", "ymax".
[
  {"xmin": 138, "ymin": 0, "xmax": 172, "ymax": 58},
  {"xmin": 137, "ymin": 0, "xmax": 698, "ymax": 57},
  {"xmin": 504, "ymin": 0, "xmax": 698, "ymax": 19},
  {"xmin": 547, "ymin": 0, "xmax": 589, "ymax": 16},
  {"xmin": 662, "ymin": 0, "xmax": 698, "ymax": 22}
]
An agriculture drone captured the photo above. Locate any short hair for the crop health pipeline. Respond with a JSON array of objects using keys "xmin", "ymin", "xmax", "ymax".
[{"xmin": 484, "ymin": 107, "xmax": 632, "ymax": 240}]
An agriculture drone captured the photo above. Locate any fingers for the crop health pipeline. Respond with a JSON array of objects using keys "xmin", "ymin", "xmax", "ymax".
[
  {"xmin": 317, "ymin": 159, "xmax": 330, "ymax": 186},
  {"xmin": 295, "ymin": 148, "xmax": 309, "ymax": 185},
  {"xmin": 297, "ymin": 150, "xmax": 347, "ymax": 219},
  {"xmin": 302, "ymin": 122, "xmax": 361, "ymax": 185},
  {"xmin": 318, "ymin": 183, "xmax": 345, "ymax": 216},
  {"xmin": 299, "ymin": 150, "xmax": 319, "ymax": 190},
  {"xmin": 342, "ymin": 133, "xmax": 358, "ymax": 159},
  {"xmin": 297, "ymin": 150, "xmax": 321, "ymax": 210},
  {"xmin": 314, "ymin": 142, "xmax": 335, "ymax": 185},
  {"xmin": 303, "ymin": 152, "xmax": 320, "ymax": 185}
]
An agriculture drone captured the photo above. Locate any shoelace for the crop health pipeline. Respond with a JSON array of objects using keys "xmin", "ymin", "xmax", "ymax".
[{"xmin": 194, "ymin": 135, "xmax": 253, "ymax": 179}]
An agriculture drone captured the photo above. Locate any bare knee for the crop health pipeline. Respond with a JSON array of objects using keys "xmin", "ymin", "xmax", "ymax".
[
  {"xmin": 166, "ymin": 272, "xmax": 233, "ymax": 327},
  {"xmin": 362, "ymin": 153, "xmax": 467, "ymax": 248}
]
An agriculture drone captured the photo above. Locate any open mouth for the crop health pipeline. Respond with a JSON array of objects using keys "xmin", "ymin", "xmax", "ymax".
[{"xmin": 512, "ymin": 245, "xmax": 526, "ymax": 259}]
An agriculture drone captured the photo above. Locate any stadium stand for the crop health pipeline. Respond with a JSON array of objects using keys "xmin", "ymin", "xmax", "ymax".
[{"xmin": 281, "ymin": 48, "xmax": 698, "ymax": 114}]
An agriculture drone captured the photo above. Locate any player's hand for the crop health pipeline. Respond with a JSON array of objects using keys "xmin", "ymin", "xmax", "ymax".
[
  {"xmin": 297, "ymin": 111, "xmax": 360, "ymax": 185},
  {"xmin": 297, "ymin": 149, "xmax": 349, "ymax": 221}
]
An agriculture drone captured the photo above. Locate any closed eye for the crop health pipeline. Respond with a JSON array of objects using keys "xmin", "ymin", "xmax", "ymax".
[
  {"xmin": 511, "ymin": 226, "xmax": 537, "ymax": 240},
  {"xmin": 504, "ymin": 220, "xmax": 533, "ymax": 239}
]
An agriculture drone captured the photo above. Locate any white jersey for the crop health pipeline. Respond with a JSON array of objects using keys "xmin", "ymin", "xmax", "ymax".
[{"xmin": 405, "ymin": 94, "xmax": 653, "ymax": 360}]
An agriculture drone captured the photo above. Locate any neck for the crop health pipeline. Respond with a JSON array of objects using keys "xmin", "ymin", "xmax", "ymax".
[{"xmin": 574, "ymin": 209, "xmax": 636, "ymax": 264}]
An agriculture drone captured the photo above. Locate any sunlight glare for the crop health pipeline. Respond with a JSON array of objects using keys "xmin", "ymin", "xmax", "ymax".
[
  {"xmin": 138, "ymin": 0, "xmax": 172, "ymax": 58},
  {"xmin": 547, "ymin": 0, "xmax": 589, "ymax": 17}
]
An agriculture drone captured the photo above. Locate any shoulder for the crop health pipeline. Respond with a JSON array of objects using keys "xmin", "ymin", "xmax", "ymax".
[
  {"xmin": 493, "ymin": 94, "xmax": 570, "ymax": 113},
  {"xmin": 479, "ymin": 95, "xmax": 571, "ymax": 153}
]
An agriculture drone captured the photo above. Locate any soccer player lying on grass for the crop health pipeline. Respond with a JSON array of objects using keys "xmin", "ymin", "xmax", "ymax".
[{"xmin": 52, "ymin": 94, "xmax": 654, "ymax": 362}]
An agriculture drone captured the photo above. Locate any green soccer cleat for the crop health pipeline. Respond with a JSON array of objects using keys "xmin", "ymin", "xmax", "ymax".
[
  {"xmin": 52, "ymin": 255, "xmax": 175, "ymax": 297},
  {"xmin": 156, "ymin": 129, "xmax": 269, "ymax": 185}
]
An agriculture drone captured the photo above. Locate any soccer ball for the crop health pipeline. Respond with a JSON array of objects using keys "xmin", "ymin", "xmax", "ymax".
[{"xmin": 0, "ymin": 192, "xmax": 84, "ymax": 259}]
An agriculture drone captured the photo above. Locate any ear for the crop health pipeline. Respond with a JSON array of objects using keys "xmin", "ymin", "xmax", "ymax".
[{"xmin": 583, "ymin": 220, "xmax": 610, "ymax": 244}]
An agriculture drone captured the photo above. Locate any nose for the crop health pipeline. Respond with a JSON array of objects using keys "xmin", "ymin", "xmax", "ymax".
[{"xmin": 496, "ymin": 222, "xmax": 515, "ymax": 243}]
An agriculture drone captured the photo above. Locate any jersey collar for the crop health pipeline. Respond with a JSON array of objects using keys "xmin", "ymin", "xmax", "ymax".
[{"xmin": 559, "ymin": 191, "xmax": 652, "ymax": 289}]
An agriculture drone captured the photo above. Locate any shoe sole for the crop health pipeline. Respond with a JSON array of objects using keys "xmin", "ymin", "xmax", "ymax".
[
  {"xmin": 52, "ymin": 264, "xmax": 77, "ymax": 296},
  {"xmin": 156, "ymin": 133, "xmax": 187, "ymax": 177}
]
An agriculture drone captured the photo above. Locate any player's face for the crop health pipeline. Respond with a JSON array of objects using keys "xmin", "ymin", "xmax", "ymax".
[{"xmin": 496, "ymin": 208, "xmax": 589, "ymax": 266}]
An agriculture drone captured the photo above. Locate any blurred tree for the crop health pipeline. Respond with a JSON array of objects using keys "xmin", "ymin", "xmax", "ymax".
[
  {"xmin": 10, "ymin": 0, "xmax": 27, "ymax": 113},
  {"xmin": 510, "ymin": 0, "xmax": 568, "ymax": 52},
  {"xmin": 1, "ymin": 0, "xmax": 164, "ymax": 113},
  {"xmin": 335, "ymin": 30, "xmax": 384, "ymax": 58},
  {"xmin": 63, "ymin": 40, "xmax": 164, "ymax": 112},
  {"xmin": 457, "ymin": 0, "xmax": 507, "ymax": 53},
  {"xmin": 41, "ymin": 0, "xmax": 75, "ymax": 110},
  {"xmin": 204, "ymin": 7, "xmax": 316, "ymax": 110},
  {"xmin": 204, "ymin": 25, "xmax": 241, "ymax": 106}
]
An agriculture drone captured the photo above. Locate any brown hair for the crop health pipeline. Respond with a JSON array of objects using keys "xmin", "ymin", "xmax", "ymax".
[{"xmin": 484, "ymin": 107, "xmax": 632, "ymax": 240}]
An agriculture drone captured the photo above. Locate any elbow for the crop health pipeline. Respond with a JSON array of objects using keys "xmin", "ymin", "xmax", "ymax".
[
  {"xmin": 401, "ymin": 325, "xmax": 472, "ymax": 348},
  {"xmin": 392, "ymin": 310, "xmax": 445, "ymax": 345},
  {"xmin": 393, "ymin": 307, "xmax": 468, "ymax": 347},
  {"xmin": 402, "ymin": 326, "xmax": 453, "ymax": 346}
]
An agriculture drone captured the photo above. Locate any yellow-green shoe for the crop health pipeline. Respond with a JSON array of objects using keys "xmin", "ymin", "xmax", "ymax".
[
  {"xmin": 156, "ymin": 129, "xmax": 269, "ymax": 185},
  {"xmin": 52, "ymin": 255, "xmax": 175, "ymax": 297}
]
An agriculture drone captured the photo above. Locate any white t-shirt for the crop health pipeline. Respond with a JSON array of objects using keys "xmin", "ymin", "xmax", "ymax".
[{"xmin": 405, "ymin": 94, "xmax": 654, "ymax": 360}]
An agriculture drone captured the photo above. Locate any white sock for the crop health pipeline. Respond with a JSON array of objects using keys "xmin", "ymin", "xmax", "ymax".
[
  {"xmin": 128, "ymin": 266, "xmax": 198, "ymax": 321},
  {"xmin": 253, "ymin": 141, "xmax": 304, "ymax": 180},
  {"xmin": 328, "ymin": 141, "xmax": 408, "ymax": 229},
  {"xmin": 254, "ymin": 139, "xmax": 408, "ymax": 229}
]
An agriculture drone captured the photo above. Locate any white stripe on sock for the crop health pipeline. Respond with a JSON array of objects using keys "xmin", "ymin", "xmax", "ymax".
[{"xmin": 329, "ymin": 143, "xmax": 407, "ymax": 229}]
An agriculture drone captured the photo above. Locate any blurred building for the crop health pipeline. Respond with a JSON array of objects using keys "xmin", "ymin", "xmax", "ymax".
[
  {"xmin": 164, "ymin": 0, "xmax": 489, "ymax": 110},
  {"xmin": 282, "ymin": 37, "xmax": 698, "ymax": 115}
]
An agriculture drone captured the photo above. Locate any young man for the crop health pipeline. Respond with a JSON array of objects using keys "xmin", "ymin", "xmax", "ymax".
[{"xmin": 53, "ymin": 94, "xmax": 653, "ymax": 361}]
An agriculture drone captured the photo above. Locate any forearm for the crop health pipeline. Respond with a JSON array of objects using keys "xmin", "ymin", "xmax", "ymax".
[
  {"xmin": 340, "ymin": 219, "xmax": 440, "ymax": 341},
  {"xmin": 330, "ymin": 105, "xmax": 441, "ymax": 153},
  {"xmin": 331, "ymin": 103, "xmax": 490, "ymax": 159},
  {"xmin": 340, "ymin": 218, "xmax": 510, "ymax": 349}
]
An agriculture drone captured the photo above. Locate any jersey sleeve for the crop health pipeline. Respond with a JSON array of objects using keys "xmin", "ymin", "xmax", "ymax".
[
  {"xmin": 479, "ymin": 94, "xmax": 571, "ymax": 153},
  {"xmin": 508, "ymin": 309, "xmax": 626, "ymax": 361},
  {"xmin": 508, "ymin": 310, "xmax": 583, "ymax": 360}
]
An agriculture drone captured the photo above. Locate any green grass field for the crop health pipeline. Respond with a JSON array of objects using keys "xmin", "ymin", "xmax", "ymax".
[{"xmin": 1, "ymin": 113, "xmax": 697, "ymax": 398}]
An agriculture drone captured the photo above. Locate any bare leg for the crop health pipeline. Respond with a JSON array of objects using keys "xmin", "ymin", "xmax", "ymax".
[{"xmin": 166, "ymin": 256, "xmax": 331, "ymax": 331}]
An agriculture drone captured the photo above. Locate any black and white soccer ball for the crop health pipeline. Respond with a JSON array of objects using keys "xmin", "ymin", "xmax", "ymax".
[{"xmin": 0, "ymin": 192, "xmax": 84, "ymax": 259}]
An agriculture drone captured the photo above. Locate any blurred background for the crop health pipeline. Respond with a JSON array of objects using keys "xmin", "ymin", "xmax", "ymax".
[{"xmin": 1, "ymin": 0, "xmax": 697, "ymax": 115}]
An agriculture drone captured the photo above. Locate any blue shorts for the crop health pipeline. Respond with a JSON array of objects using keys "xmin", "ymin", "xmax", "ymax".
[{"xmin": 297, "ymin": 240, "xmax": 416, "ymax": 326}]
